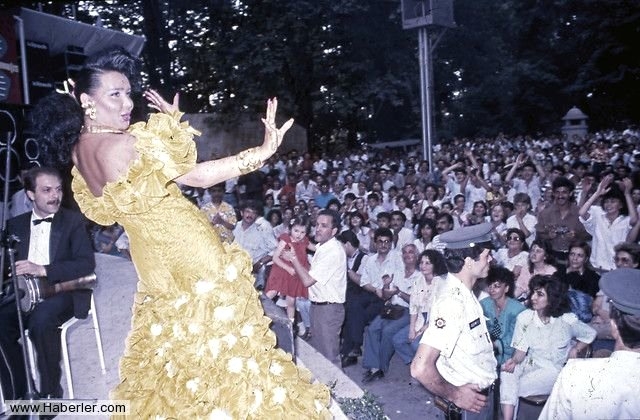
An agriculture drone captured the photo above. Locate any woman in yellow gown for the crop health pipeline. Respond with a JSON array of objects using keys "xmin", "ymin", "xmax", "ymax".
[{"xmin": 33, "ymin": 47, "xmax": 329, "ymax": 418}]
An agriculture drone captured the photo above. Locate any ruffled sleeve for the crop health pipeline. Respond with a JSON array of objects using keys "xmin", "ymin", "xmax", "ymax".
[{"xmin": 72, "ymin": 112, "xmax": 201, "ymax": 223}]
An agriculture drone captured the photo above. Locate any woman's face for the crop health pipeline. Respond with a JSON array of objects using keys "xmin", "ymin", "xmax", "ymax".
[
  {"xmin": 530, "ymin": 287, "xmax": 549, "ymax": 314},
  {"xmin": 265, "ymin": 195, "xmax": 274, "ymax": 206},
  {"xmin": 425, "ymin": 186, "xmax": 436, "ymax": 199},
  {"xmin": 350, "ymin": 216, "xmax": 363, "ymax": 228},
  {"xmin": 83, "ymin": 71, "xmax": 133, "ymax": 131},
  {"xmin": 269, "ymin": 213, "xmax": 281, "ymax": 226},
  {"xmin": 488, "ymin": 281, "xmax": 508, "ymax": 302},
  {"xmin": 355, "ymin": 198, "xmax": 365, "ymax": 210},
  {"xmin": 491, "ymin": 205, "xmax": 504, "ymax": 222},
  {"xmin": 419, "ymin": 255, "xmax": 434, "ymax": 277},
  {"xmin": 420, "ymin": 224, "xmax": 433, "ymax": 241},
  {"xmin": 506, "ymin": 232, "xmax": 524, "ymax": 251},
  {"xmin": 529, "ymin": 244, "xmax": 546, "ymax": 264},
  {"xmin": 615, "ymin": 250, "xmax": 638, "ymax": 268},
  {"xmin": 424, "ymin": 208, "xmax": 436, "ymax": 219},
  {"xmin": 473, "ymin": 202, "xmax": 486, "ymax": 216},
  {"xmin": 568, "ymin": 246, "xmax": 587, "ymax": 270}
]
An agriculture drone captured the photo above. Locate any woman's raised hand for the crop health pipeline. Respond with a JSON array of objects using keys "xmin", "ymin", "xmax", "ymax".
[
  {"xmin": 261, "ymin": 98, "xmax": 294, "ymax": 157},
  {"xmin": 145, "ymin": 89, "xmax": 180, "ymax": 114}
]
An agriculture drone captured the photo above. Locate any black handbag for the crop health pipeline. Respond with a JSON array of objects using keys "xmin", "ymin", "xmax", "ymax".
[{"xmin": 380, "ymin": 304, "xmax": 405, "ymax": 320}]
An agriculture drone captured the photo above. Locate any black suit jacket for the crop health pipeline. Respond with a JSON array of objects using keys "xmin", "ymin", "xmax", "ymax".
[{"xmin": 6, "ymin": 207, "xmax": 96, "ymax": 318}]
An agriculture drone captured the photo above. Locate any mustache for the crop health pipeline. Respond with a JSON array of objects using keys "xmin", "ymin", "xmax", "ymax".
[{"xmin": 46, "ymin": 200, "xmax": 61, "ymax": 206}]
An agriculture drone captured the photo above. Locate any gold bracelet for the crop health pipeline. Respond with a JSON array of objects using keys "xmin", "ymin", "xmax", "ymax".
[{"xmin": 236, "ymin": 147, "xmax": 262, "ymax": 175}]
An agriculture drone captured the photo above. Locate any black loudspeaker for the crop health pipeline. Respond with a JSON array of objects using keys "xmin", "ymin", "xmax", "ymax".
[
  {"xmin": 0, "ymin": 13, "xmax": 23, "ymax": 105},
  {"xmin": 0, "ymin": 105, "xmax": 39, "ymax": 199},
  {"xmin": 401, "ymin": 0, "xmax": 455, "ymax": 30},
  {"xmin": 260, "ymin": 295, "xmax": 295, "ymax": 359}
]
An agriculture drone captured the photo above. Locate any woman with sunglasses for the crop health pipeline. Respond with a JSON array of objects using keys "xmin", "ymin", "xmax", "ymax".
[{"xmin": 494, "ymin": 228, "xmax": 529, "ymax": 279}]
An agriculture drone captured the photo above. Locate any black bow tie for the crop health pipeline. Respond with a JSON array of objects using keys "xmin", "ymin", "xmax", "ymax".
[{"xmin": 33, "ymin": 217, "xmax": 53, "ymax": 226}]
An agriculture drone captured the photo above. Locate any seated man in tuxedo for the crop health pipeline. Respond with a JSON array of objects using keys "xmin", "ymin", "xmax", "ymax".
[{"xmin": 0, "ymin": 166, "xmax": 95, "ymax": 399}]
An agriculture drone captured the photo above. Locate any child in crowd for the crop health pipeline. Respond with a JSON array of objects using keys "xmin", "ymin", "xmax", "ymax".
[{"xmin": 264, "ymin": 215, "xmax": 314, "ymax": 325}]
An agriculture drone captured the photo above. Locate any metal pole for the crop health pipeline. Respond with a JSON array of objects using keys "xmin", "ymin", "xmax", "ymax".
[{"xmin": 418, "ymin": 27, "xmax": 434, "ymax": 172}]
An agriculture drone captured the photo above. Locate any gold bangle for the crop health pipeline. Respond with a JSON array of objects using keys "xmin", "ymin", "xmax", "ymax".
[{"xmin": 236, "ymin": 147, "xmax": 262, "ymax": 175}]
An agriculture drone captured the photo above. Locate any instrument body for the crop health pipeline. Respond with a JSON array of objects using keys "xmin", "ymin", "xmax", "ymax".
[{"xmin": 16, "ymin": 274, "xmax": 97, "ymax": 314}]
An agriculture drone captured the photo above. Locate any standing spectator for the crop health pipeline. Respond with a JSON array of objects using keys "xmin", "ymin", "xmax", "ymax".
[
  {"xmin": 506, "ymin": 193, "xmax": 537, "ymax": 247},
  {"xmin": 504, "ymin": 152, "xmax": 547, "ymax": 210},
  {"xmin": 579, "ymin": 174, "xmax": 638, "ymax": 271},
  {"xmin": 411, "ymin": 223, "xmax": 498, "ymax": 419},
  {"xmin": 536, "ymin": 177, "xmax": 590, "ymax": 265},
  {"xmin": 283, "ymin": 210, "xmax": 347, "ymax": 365},
  {"xmin": 540, "ymin": 268, "xmax": 640, "ymax": 420}
]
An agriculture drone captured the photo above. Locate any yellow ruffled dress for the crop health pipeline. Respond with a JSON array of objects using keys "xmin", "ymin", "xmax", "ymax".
[{"xmin": 71, "ymin": 112, "xmax": 330, "ymax": 419}]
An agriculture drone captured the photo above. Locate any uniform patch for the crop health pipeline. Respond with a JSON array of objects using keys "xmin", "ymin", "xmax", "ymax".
[
  {"xmin": 469, "ymin": 318, "xmax": 481, "ymax": 329},
  {"xmin": 435, "ymin": 317, "xmax": 446, "ymax": 329}
]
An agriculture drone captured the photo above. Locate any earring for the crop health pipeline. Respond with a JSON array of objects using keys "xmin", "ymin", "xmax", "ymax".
[{"xmin": 82, "ymin": 102, "xmax": 97, "ymax": 120}]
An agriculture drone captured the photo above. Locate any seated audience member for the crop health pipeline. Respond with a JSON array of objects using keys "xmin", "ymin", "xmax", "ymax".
[
  {"xmin": 340, "ymin": 228, "xmax": 401, "ymax": 367},
  {"xmin": 578, "ymin": 174, "xmax": 638, "ymax": 271},
  {"xmin": 556, "ymin": 241, "xmax": 600, "ymax": 298},
  {"xmin": 368, "ymin": 212, "xmax": 391, "ymax": 253},
  {"xmin": 392, "ymin": 249, "xmax": 447, "ymax": 365},
  {"xmin": 500, "ymin": 275, "xmax": 596, "ymax": 420},
  {"xmin": 200, "ymin": 182, "xmax": 237, "ymax": 243},
  {"xmin": 589, "ymin": 241, "xmax": 640, "ymax": 355},
  {"xmin": 413, "ymin": 218, "xmax": 437, "ymax": 253},
  {"xmin": 514, "ymin": 240, "xmax": 557, "ymax": 300},
  {"xmin": 493, "ymin": 228, "xmax": 529, "ymax": 279},
  {"xmin": 389, "ymin": 210, "xmax": 415, "ymax": 251},
  {"xmin": 344, "ymin": 211, "xmax": 371, "ymax": 254},
  {"xmin": 425, "ymin": 212, "xmax": 454, "ymax": 253},
  {"xmin": 232, "ymin": 200, "xmax": 278, "ymax": 290},
  {"xmin": 480, "ymin": 266, "xmax": 526, "ymax": 367},
  {"xmin": 540, "ymin": 268, "xmax": 640, "ymax": 420},
  {"xmin": 361, "ymin": 244, "xmax": 420, "ymax": 383}
]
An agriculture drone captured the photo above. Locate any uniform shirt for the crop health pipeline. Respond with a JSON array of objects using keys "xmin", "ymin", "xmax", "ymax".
[
  {"xmin": 540, "ymin": 350, "xmax": 640, "ymax": 420},
  {"xmin": 28, "ymin": 211, "xmax": 53, "ymax": 265},
  {"xmin": 409, "ymin": 275, "xmax": 445, "ymax": 332},
  {"xmin": 308, "ymin": 237, "xmax": 347, "ymax": 303},
  {"xmin": 232, "ymin": 221, "xmax": 277, "ymax": 263},
  {"xmin": 579, "ymin": 205, "xmax": 632, "ymax": 271},
  {"xmin": 358, "ymin": 250, "xmax": 404, "ymax": 289},
  {"xmin": 420, "ymin": 273, "xmax": 497, "ymax": 388}
]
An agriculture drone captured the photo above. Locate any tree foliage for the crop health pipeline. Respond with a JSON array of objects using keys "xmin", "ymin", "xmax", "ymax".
[{"xmin": 2, "ymin": 0, "xmax": 638, "ymax": 147}]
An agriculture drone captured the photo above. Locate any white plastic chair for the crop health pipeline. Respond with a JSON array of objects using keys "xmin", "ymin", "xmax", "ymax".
[{"xmin": 26, "ymin": 293, "xmax": 106, "ymax": 398}]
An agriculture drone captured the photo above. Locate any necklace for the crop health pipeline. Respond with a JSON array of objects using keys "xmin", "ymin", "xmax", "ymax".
[{"xmin": 81, "ymin": 125, "xmax": 126, "ymax": 134}]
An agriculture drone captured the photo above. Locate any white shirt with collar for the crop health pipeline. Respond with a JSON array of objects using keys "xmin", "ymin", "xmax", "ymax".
[
  {"xmin": 358, "ymin": 250, "xmax": 403, "ymax": 289},
  {"xmin": 28, "ymin": 212, "xmax": 53, "ymax": 266},
  {"xmin": 308, "ymin": 237, "xmax": 347, "ymax": 303}
]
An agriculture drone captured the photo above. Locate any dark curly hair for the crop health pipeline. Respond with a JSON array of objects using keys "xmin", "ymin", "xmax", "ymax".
[
  {"xmin": 528, "ymin": 274, "xmax": 571, "ymax": 318},
  {"xmin": 420, "ymin": 249, "xmax": 448, "ymax": 277},
  {"xmin": 31, "ymin": 46, "xmax": 141, "ymax": 167}
]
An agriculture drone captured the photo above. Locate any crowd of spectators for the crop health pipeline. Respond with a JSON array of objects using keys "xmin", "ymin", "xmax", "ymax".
[{"xmin": 92, "ymin": 127, "xmax": 640, "ymax": 416}]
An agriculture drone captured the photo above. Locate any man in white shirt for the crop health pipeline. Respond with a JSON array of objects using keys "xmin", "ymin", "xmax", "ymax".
[
  {"xmin": 540, "ymin": 268, "xmax": 640, "ymax": 420},
  {"xmin": 284, "ymin": 209, "xmax": 347, "ymax": 365},
  {"xmin": 232, "ymin": 200, "xmax": 277, "ymax": 290}
]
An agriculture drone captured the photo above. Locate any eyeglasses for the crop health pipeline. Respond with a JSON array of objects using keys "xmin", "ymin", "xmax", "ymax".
[
  {"xmin": 376, "ymin": 239, "xmax": 391, "ymax": 245},
  {"xmin": 507, "ymin": 236, "xmax": 522, "ymax": 241}
]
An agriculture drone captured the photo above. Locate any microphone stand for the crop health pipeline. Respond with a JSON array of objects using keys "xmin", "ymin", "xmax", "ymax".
[{"xmin": 6, "ymin": 236, "xmax": 39, "ymax": 419}]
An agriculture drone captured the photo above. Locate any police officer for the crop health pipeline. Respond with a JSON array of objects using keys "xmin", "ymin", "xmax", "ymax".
[{"xmin": 411, "ymin": 223, "xmax": 497, "ymax": 419}]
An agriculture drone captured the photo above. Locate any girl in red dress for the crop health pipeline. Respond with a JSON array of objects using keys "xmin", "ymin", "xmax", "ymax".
[{"xmin": 265, "ymin": 214, "xmax": 314, "ymax": 322}]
